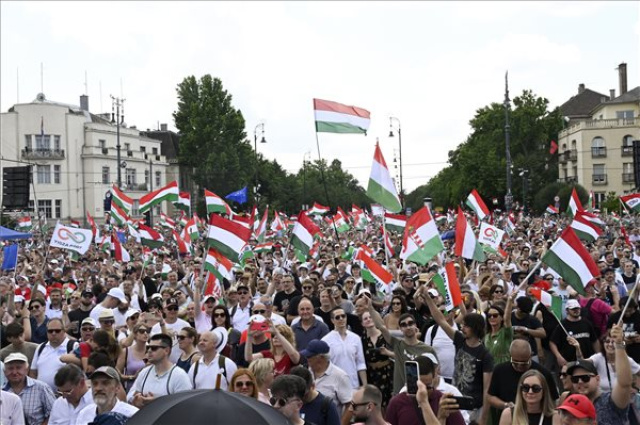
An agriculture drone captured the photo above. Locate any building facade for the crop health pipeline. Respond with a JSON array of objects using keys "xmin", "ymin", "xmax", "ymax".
[
  {"xmin": 0, "ymin": 93, "xmax": 173, "ymax": 223},
  {"xmin": 558, "ymin": 63, "xmax": 640, "ymax": 207}
]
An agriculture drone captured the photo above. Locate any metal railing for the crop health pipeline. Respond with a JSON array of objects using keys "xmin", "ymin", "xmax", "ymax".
[
  {"xmin": 591, "ymin": 147, "xmax": 607, "ymax": 158},
  {"xmin": 592, "ymin": 174, "xmax": 608, "ymax": 185},
  {"xmin": 21, "ymin": 148, "xmax": 65, "ymax": 159}
]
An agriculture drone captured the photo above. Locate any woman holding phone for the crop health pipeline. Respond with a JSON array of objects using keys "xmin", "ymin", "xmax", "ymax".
[
  {"xmin": 498, "ymin": 370, "xmax": 556, "ymax": 425},
  {"xmin": 245, "ymin": 321, "xmax": 300, "ymax": 376}
]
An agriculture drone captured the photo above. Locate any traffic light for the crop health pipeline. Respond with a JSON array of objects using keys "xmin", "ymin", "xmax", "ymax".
[{"xmin": 2, "ymin": 166, "xmax": 31, "ymax": 209}]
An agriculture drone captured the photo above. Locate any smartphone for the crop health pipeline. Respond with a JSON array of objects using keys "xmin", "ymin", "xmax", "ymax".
[
  {"xmin": 452, "ymin": 395, "xmax": 476, "ymax": 410},
  {"xmin": 250, "ymin": 321, "xmax": 269, "ymax": 332},
  {"xmin": 405, "ymin": 361, "xmax": 419, "ymax": 395}
]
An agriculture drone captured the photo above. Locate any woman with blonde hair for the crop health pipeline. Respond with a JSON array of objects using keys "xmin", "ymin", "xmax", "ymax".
[
  {"xmin": 249, "ymin": 358, "xmax": 275, "ymax": 404},
  {"xmin": 499, "ymin": 369, "xmax": 556, "ymax": 425},
  {"xmin": 245, "ymin": 321, "xmax": 300, "ymax": 376},
  {"xmin": 229, "ymin": 368, "xmax": 259, "ymax": 399}
]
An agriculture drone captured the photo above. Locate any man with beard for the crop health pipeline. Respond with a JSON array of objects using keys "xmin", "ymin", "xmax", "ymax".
[
  {"xmin": 349, "ymin": 385, "xmax": 390, "ymax": 425},
  {"xmin": 75, "ymin": 367, "xmax": 138, "ymax": 425}
]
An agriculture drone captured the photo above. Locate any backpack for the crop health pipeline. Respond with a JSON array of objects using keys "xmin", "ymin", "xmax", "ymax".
[
  {"xmin": 230, "ymin": 302, "xmax": 254, "ymax": 320},
  {"xmin": 320, "ymin": 394, "xmax": 332, "ymax": 425},
  {"xmin": 581, "ymin": 298, "xmax": 600, "ymax": 337},
  {"xmin": 140, "ymin": 365, "xmax": 177, "ymax": 394},
  {"xmin": 37, "ymin": 339, "xmax": 76, "ymax": 357},
  {"xmin": 192, "ymin": 354, "xmax": 228, "ymax": 388}
]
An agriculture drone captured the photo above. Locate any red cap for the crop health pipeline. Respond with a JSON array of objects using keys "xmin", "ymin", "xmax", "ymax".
[
  {"xmin": 557, "ymin": 394, "xmax": 596, "ymax": 419},
  {"xmin": 531, "ymin": 280, "xmax": 551, "ymax": 291}
]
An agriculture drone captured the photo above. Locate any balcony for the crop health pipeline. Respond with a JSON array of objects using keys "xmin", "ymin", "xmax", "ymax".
[
  {"xmin": 125, "ymin": 183, "xmax": 148, "ymax": 192},
  {"xmin": 622, "ymin": 146, "xmax": 634, "ymax": 157},
  {"xmin": 558, "ymin": 177, "xmax": 578, "ymax": 183},
  {"xmin": 560, "ymin": 152, "xmax": 568, "ymax": 164},
  {"xmin": 592, "ymin": 174, "xmax": 608, "ymax": 185},
  {"xmin": 21, "ymin": 148, "xmax": 65, "ymax": 160},
  {"xmin": 560, "ymin": 117, "xmax": 638, "ymax": 138},
  {"xmin": 102, "ymin": 148, "xmax": 109, "ymax": 155},
  {"xmin": 591, "ymin": 147, "xmax": 607, "ymax": 158},
  {"xmin": 127, "ymin": 151, "xmax": 133, "ymax": 157},
  {"xmin": 623, "ymin": 173, "xmax": 635, "ymax": 183},
  {"xmin": 569, "ymin": 149, "xmax": 577, "ymax": 161}
]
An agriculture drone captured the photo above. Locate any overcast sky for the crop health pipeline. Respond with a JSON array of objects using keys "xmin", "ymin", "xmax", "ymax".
[{"xmin": 2, "ymin": 1, "xmax": 638, "ymax": 193}]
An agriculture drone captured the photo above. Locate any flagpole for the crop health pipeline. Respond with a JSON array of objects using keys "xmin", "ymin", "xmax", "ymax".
[
  {"xmin": 313, "ymin": 106, "xmax": 340, "ymax": 242},
  {"xmin": 514, "ymin": 260, "xmax": 543, "ymax": 293},
  {"xmin": 618, "ymin": 276, "xmax": 640, "ymax": 325},
  {"xmin": 382, "ymin": 210, "xmax": 390, "ymax": 266}
]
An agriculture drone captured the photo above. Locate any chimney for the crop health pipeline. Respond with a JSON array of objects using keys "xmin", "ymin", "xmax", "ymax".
[
  {"xmin": 618, "ymin": 63, "xmax": 627, "ymax": 95},
  {"xmin": 610, "ymin": 89, "xmax": 615, "ymax": 99},
  {"xmin": 79, "ymin": 95, "xmax": 89, "ymax": 112},
  {"xmin": 578, "ymin": 83, "xmax": 585, "ymax": 94},
  {"xmin": 160, "ymin": 123, "xmax": 168, "ymax": 131}
]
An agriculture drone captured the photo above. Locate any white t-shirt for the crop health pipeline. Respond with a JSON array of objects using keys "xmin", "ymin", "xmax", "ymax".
[
  {"xmin": 31, "ymin": 338, "xmax": 72, "ymax": 391},
  {"xmin": 588, "ymin": 352, "xmax": 640, "ymax": 391},
  {"xmin": 127, "ymin": 364, "xmax": 192, "ymax": 401},
  {"xmin": 424, "ymin": 323, "xmax": 459, "ymax": 380},
  {"xmin": 151, "ymin": 318, "xmax": 190, "ymax": 363},
  {"xmin": 187, "ymin": 354, "xmax": 238, "ymax": 390},
  {"xmin": 48, "ymin": 389, "xmax": 93, "ymax": 425},
  {"xmin": 76, "ymin": 400, "xmax": 139, "ymax": 425}
]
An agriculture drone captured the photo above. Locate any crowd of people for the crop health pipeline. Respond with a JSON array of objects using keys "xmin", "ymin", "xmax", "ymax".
[{"xmin": 1, "ymin": 208, "xmax": 640, "ymax": 425}]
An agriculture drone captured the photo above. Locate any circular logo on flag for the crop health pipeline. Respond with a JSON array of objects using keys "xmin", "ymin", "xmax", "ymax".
[{"xmin": 57, "ymin": 228, "xmax": 86, "ymax": 243}]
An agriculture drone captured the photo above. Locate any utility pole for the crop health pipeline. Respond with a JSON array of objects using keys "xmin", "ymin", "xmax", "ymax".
[
  {"xmin": 111, "ymin": 96, "xmax": 125, "ymax": 188},
  {"xmin": 504, "ymin": 72, "xmax": 513, "ymax": 212}
]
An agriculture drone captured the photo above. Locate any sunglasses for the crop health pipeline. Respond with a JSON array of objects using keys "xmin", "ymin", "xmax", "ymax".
[
  {"xmin": 146, "ymin": 345, "xmax": 168, "ymax": 352},
  {"xmin": 177, "ymin": 335, "xmax": 189, "ymax": 340},
  {"xmin": 392, "ymin": 302, "xmax": 402, "ymax": 306},
  {"xmin": 252, "ymin": 309, "xmax": 266, "ymax": 315},
  {"xmin": 399, "ymin": 321, "xmax": 415, "ymax": 328},
  {"xmin": 238, "ymin": 291, "xmax": 249, "ymax": 295},
  {"xmin": 29, "ymin": 305, "xmax": 42, "ymax": 310},
  {"xmin": 270, "ymin": 397, "xmax": 296, "ymax": 408},
  {"xmin": 56, "ymin": 387, "xmax": 75, "ymax": 397},
  {"xmin": 350, "ymin": 401, "xmax": 370, "ymax": 409},
  {"xmin": 487, "ymin": 313, "xmax": 500, "ymax": 319},
  {"xmin": 166, "ymin": 306, "xmax": 179, "ymax": 311},
  {"xmin": 333, "ymin": 314, "xmax": 347, "ymax": 320},
  {"xmin": 559, "ymin": 372, "xmax": 568, "ymax": 379},
  {"xmin": 213, "ymin": 313, "xmax": 227, "ymax": 318},
  {"xmin": 81, "ymin": 327, "xmax": 95, "ymax": 332},
  {"xmin": 493, "ymin": 290, "xmax": 504, "ymax": 294},
  {"xmin": 234, "ymin": 381, "xmax": 254, "ymax": 388},
  {"xmin": 302, "ymin": 286, "xmax": 313, "ymax": 290},
  {"xmin": 47, "ymin": 329, "xmax": 63, "ymax": 334},
  {"xmin": 570, "ymin": 375, "xmax": 594, "ymax": 384},
  {"xmin": 100, "ymin": 320, "xmax": 115, "ymax": 325},
  {"xmin": 136, "ymin": 329, "xmax": 150, "ymax": 334},
  {"xmin": 520, "ymin": 384, "xmax": 543, "ymax": 393}
]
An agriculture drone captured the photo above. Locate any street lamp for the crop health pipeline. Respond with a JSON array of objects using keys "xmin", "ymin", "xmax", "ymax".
[
  {"xmin": 110, "ymin": 95, "xmax": 125, "ymax": 189},
  {"xmin": 253, "ymin": 123, "xmax": 266, "ymax": 201},
  {"xmin": 388, "ymin": 117, "xmax": 404, "ymax": 208},
  {"xmin": 504, "ymin": 72, "xmax": 513, "ymax": 212}
]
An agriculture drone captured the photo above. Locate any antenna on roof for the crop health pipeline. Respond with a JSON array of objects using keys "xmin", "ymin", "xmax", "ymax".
[{"xmin": 84, "ymin": 70, "xmax": 88, "ymax": 95}]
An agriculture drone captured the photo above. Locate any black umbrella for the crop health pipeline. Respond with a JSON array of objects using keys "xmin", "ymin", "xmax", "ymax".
[{"xmin": 127, "ymin": 389, "xmax": 293, "ymax": 425}]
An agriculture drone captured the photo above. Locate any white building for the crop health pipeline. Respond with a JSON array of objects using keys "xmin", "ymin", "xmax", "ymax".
[{"xmin": 0, "ymin": 93, "xmax": 173, "ymax": 223}]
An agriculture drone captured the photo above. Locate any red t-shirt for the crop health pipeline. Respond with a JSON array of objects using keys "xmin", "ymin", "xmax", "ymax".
[
  {"xmin": 78, "ymin": 342, "xmax": 93, "ymax": 358},
  {"xmin": 260, "ymin": 350, "xmax": 297, "ymax": 377}
]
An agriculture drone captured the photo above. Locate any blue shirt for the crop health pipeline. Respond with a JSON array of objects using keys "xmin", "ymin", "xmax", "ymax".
[
  {"xmin": 301, "ymin": 391, "xmax": 341, "ymax": 425},
  {"xmin": 292, "ymin": 319, "xmax": 330, "ymax": 351}
]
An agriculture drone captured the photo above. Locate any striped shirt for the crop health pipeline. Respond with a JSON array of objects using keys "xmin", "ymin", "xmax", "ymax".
[{"xmin": 3, "ymin": 377, "xmax": 55, "ymax": 425}]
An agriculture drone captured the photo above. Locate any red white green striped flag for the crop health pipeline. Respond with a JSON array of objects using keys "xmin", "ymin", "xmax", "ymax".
[
  {"xmin": 159, "ymin": 213, "xmax": 176, "ymax": 229},
  {"xmin": 70, "ymin": 220, "xmax": 80, "ymax": 228},
  {"xmin": 356, "ymin": 246, "xmax": 393, "ymax": 287},
  {"xmin": 313, "ymin": 98, "xmax": 370, "ymax": 134},
  {"xmin": 255, "ymin": 207, "xmax": 268, "ymax": 243},
  {"xmin": 174, "ymin": 230, "xmax": 192, "ymax": 256},
  {"xmin": 382, "ymin": 227, "xmax": 395, "ymax": 258},
  {"xmin": 205, "ymin": 189, "xmax": 231, "ymax": 215},
  {"xmin": 139, "ymin": 181, "xmax": 179, "ymax": 214},
  {"xmin": 331, "ymin": 207, "xmax": 351, "ymax": 233},
  {"xmin": 255, "ymin": 242, "xmax": 273, "ymax": 254},
  {"xmin": 308, "ymin": 239, "xmax": 320, "ymax": 259},
  {"xmin": 204, "ymin": 247, "xmax": 233, "ymax": 297},
  {"xmin": 530, "ymin": 288, "xmax": 563, "ymax": 320},
  {"xmin": 177, "ymin": 211, "xmax": 188, "ymax": 228},
  {"xmin": 455, "ymin": 207, "xmax": 486, "ymax": 262},
  {"xmin": 366, "ymin": 142, "xmax": 402, "ymax": 213},
  {"xmin": 291, "ymin": 212, "xmax": 320, "ymax": 256},
  {"xmin": 432, "ymin": 263, "xmax": 462, "ymax": 312},
  {"xmin": 207, "ymin": 213, "xmax": 252, "ymax": 262},
  {"xmin": 400, "ymin": 206, "xmax": 445, "ymax": 265},
  {"xmin": 570, "ymin": 211, "xmax": 604, "ymax": 242},
  {"xmin": 541, "ymin": 227, "xmax": 599, "ymax": 295},
  {"xmin": 620, "ymin": 193, "xmax": 640, "ymax": 213},
  {"xmin": 185, "ymin": 217, "xmax": 199, "ymax": 241},
  {"xmin": 86, "ymin": 212, "xmax": 97, "ymax": 237},
  {"xmin": 270, "ymin": 212, "xmax": 285, "ymax": 232},
  {"xmin": 384, "ymin": 212, "xmax": 407, "ymax": 233},
  {"xmin": 308, "ymin": 202, "xmax": 330, "ymax": 216},
  {"xmin": 110, "ymin": 203, "xmax": 130, "ymax": 226},
  {"xmin": 230, "ymin": 212, "xmax": 252, "ymax": 229},
  {"xmin": 175, "ymin": 192, "xmax": 191, "ymax": 212},
  {"xmin": 16, "ymin": 216, "xmax": 32, "ymax": 231},
  {"xmin": 566, "ymin": 188, "xmax": 583, "ymax": 217},
  {"xmin": 138, "ymin": 224, "xmax": 164, "ymax": 249},
  {"xmin": 110, "ymin": 185, "xmax": 133, "ymax": 215},
  {"xmin": 111, "ymin": 232, "xmax": 130, "ymax": 262},
  {"xmin": 465, "ymin": 189, "xmax": 490, "ymax": 221},
  {"xmin": 546, "ymin": 205, "xmax": 559, "ymax": 214}
]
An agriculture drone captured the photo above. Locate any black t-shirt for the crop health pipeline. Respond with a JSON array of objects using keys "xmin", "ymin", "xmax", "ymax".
[
  {"xmin": 511, "ymin": 312, "xmax": 544, "ymax": 355},
  {"xmin": 235, "ymin": 339, "xmax": 271, "ymax": 368},
  {"xmin": 533, "ymin": 303, "xmax": 557, "ymax": 351},
  {"xmin": 488, "ymin": 361, "xmax": 560, "ymax": 403},
  {"xmin": 273, "ymin": 289, "xmax": 302, "ymax": 314},
  {"xmin": 315, "ymin": 308, "xmax": 333, "ymax": 330},
  {"xmin": 67, "ymin": 308, "xmax": 91, "ymax": 339},
  {"xmin": 287, "ymin": 295, "xmax": 321, "ymax": 318},
  {"xmin": 453, "ymin": 331, "xmax": 494, "ymax": 408},
  {"xmin": 0, "ymin": 324, "xmax": 8, "ymax": 348},
  {"xmin": 609, "ymin": 310, "xmax": 640, "ymax": 362},
  {"xmin": 550, "ymin": 319, "xmax": 598, "ymax": 361},
  {"xmin": 300, "ymin": 392, "xmax": 341, "ymax": 425}
]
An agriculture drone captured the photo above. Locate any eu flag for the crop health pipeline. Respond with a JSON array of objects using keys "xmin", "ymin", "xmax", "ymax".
[
  {"xmin": 1, "ymin": 244, "xmax": 18, "ymax": 271},
  {"xmin": 225, "ymin": 187, "xmax": 248, "ymax": 205}
]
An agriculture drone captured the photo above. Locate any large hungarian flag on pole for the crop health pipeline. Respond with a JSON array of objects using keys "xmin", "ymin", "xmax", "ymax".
[
  {"xmin": 308, "ymin": 202, "xmax": 330, "ymax": 216},
  {"xmin": 111, "ymin": 184, "xmax": 133, "ymax": 215},
  {"xmin": 110, "ymin": 203, "xmax": 130, "ymax": 226},
  {"xmin": 175, "ymin": 192, "xmax": 191, "ymax": 213},
  {"xmin": 541, "ymin": 227, "xmax": 599, "ymax": 295},
  {"xmin": 570, "ymin": 211, "xmax": 604, "ymax": 242},
  {"xmin": 111, "ymin": 231, "xmax": 130, "ymax": 262},
  {"xmin": 455, "ymin": 207, "xmax": 486, "ymax": 262},
  {"xmin": 207, "ymin": 213, "xmax": 252, "ymax": 262},
  {"xmin": 356, "ymin": 247, "xmax": 393, "ymax": 287},
  {"xmin": 204, "ymin": 247, "xmax": 233, "ymax": 298},
  {"xmin": 366, "ymin": 143, "xmax": 402, "ymax": 213},
  {"xmin": 465, "ymin": 189, "xmax": 490, "ymax": 221},
  {"xmin": 290, "ymin": 212, "xmax": 320, "ymax": 256},
  {"xmin": 205, "ymin": 189, "xmax": 231, "ymax": 215},
  {"xmin": 313, "ymin": 98, "xmax": 370, "ymax": 134},
  {"xmin": 384, "ymin": 212, "xmax": 407, "ymax": 233},
  {"xmin": 531, "ymin": 288, "xmax": 563, "ymax": 320},
  {"xmin": 137, "ymin": 224, "xmax": 164, "ymax": 249},
  {"xmin": 432, "ymin": 263, "xmax": 462, "ymax": 312},
  {"xmin": 400, "ymin": 206, "xmax": 445, "ymax": 265},
  {"xmin": 139, "ymin": 181, "xmax": 179, "ymax": 214},
  {"xmin": 620, "ymin": 193, "xmax": 640, "ymax": 213},
  {"xmin": 566, "ymin": 188, "xmax": 583, "ymax": 217},
  {"xmin": 255, "ymin": 207, "xmax": 269, "ymax": 243}
]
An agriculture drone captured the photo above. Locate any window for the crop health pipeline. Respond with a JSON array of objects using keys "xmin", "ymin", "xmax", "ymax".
[
  {"xmin": 37, "ymin": 165, "xmax": 51, "ymax": 184},
  {"xmin": 132, "ymin": 200, "xmax": 140, "ymax": 217},
  {"xmin": 591, "ymin": 137, "xmax": 606, "ymax": 157},
  {"xmin": 152, "ymin": 147, "xmax": 158, "ymax": 155},
  {"xmin": 102, "ymin": 167, "xmax": 110, "ymax": 184},
  {"xmin": 125, "ymin": 143, "xmax": 131, "ymax": 152},
  {"xmin": 140, "ymin": 146, "xmax": 146, "ymax": 153},
  {"xmin": 593, "ymin": 164, "xmax": 606, "ymax": 184},
  {"xmin": 623, "ymin": 163, "xmax": 635, "ymax": 183},
  {"xmin": 53, "ymin": 135, "xmax": 61, "ymax": 151},
  {"xmin": 155, "ymin": 171, "xmax": 161, "ymax": 187},
  {"xmin": 144, "ymin": 170, "xmax": 149, "ymax": 185},
  {"xmin": 53, "ymin": 165, "xmax": 61, "ymax": 184},
  {"xmin": 616, "ymin": 110, "xmax": 634, "ymax": 120},
  {"xmin": 55, "ymin": 199, "xmax": 62, "ymax": 218},
  {"xmin": 622, "ymin": 135, "xmax": 634, "ymax": 156},
  {"xmin": 24, "ymin": 135, "xmax": 32, "ymax": 150},
  {"xmin": 126, "ymin": 168, "xmax": 137, "ymax": 187},
  {"xmin": 594, "ymin": 192, "xmax": 606, "ymax": 208},
  {"xmin": 35, "ymin": 134, "xmax": 50, "ymax": 150},
  {"xmin": 99, "ymin": 139, "xmax": 106, "ymax": 149},
  {"xmin": 38, "ymin": 200, "xmax": 52, "ymax": 219}
]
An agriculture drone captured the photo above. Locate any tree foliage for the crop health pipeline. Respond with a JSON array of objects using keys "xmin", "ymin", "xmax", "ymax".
[{"xmin": 408, "ymin": 90, "xmax": 563, "ymax": 213}]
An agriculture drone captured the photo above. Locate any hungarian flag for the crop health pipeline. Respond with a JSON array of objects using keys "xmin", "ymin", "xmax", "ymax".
[
  {"xmin": 313, "ymin": 98, "xmax": 370, "ymax": 134},
  {"xmin": 185, "ymin": 217, "xmax": 199, "ymax": 241},
  {"xmin": 351, "ymin": 207, "xmax": 369, "ymax": 230},
  {"xmin": 566, "ymin": 188, "xmax": 583, "ymax": 217},
  {"xmin": 159, "ymin": 213, "xmax": 176, "ymax": 229},
  {"xmin": 308, "ymin": 239, "xmax": 320, "ymax": 259},
  {"xmin": 505, "ymin": 214, "xmax": 516, "ymax": 235},
  {"xmin": 204, "ymin": 248, "xmax": 233, "ymax": 298},
  {"xmin": 173, "ymin": 230, "xmax": 192, "ymax": 256},
  {"xmin": 291, "ymin": 212, "xmax": 320, "ymax": 256},
  {"xmin": 110, "ymin": 203, "xmax": 130, "ymax": 226},
  {"xmin": 239, "ymin": 244, "xmax": 255, "ymax": 267},
  {"xmin": 356, "ymin": 247, "xmax": 393, "ymax": 287},
  {"xmin": 16, "ymin": 216, "xmax": 32, "ymax": 231},
  {"xmin": 175, "ymin": 192, "xmax": 191, "ymax": 212},
  {"xmin": 270, "ymin": 212, "xmax": 285, "ymax": 232},
  {"xmin": 127, "ymin": 223, "xmax": 141, "ymax": 243},
  {"xmin": 111, "ymin": 232, "xmax": 130, "ymax": 262},
  {"xmin": 620, "ymin": 193, "xmax": 640, "ymax": 213},
  {"xmin": 621, "ymin": 224, "xmax": 632, "ymax": 247},
  {"xmin": 546, "ymin": 205, "xmax": 559, "ymax": 215},
  {"xmin": 250, "ymin": 206, "xmax": 258, "ymax": 232},
  {"xmin": 177, "ymin": 211, "xmax": 188, "ymax": 227},
  {"xmin": 465, "ymin": 189, "xmax": 490, "ymax": 221},
  {"xmin": 86, "ymin": 212, "xmax": 97, "ymax": 237},
  {"xmin": 207, "ymin": 213, "xmax": 252, "ymax": 262},
  {"xmin": 70, "ymin": 220, "xmax": 80, "ymax": 228},
  {"xmin": 432, "ymin": 263, "xmax": 462, "ymax": 312},
  {"xmin": 455, "ymin": 207, "xmax": 485, "ymax": 262},
  {"xmin": 230, "ymin": 213, "xmax": 252, "ymax": 229},
  {"xmin": 255, "ymin": 242, "xmax": 273, "ymax": 254},
  {"xmin": 205, "ymin": 189, "xmax": 231, "ymax": 215},
  {"xmin": 366, "ymin": 143, "xmax": 402, "ymax": 213},
  {"xmin": 570, "ymin": 211, "xmax": 604, "ymax": 242},
  {"xmin": 382, "ymin": 227, "xmax": 395, "ymax": 258},
  {"xmin": 139, "ymin": 181, "xmax": 179, "ymax": 214},
  {"xmin": 308, "ymin": 202, "xmax": 330, "ymax": 216},
  {"xmin": 549, "ymin": 140, "xmax": 558, "ymax": 155},
  {"xmin": 384, "ymin": 212, "xmax": 407, "ymax": 233},
  {"xmin": 541, "ymin": 227, "xmax": 599, "ymax": 295},
  {"xmin": 138, "ymin": 224, "xmax": 164, "ymax": 249},
  {"xmin": 400, "ymin": 206, "xmax": 445, "ymax": 265},
  {"xmin": 111, "ymin": 185, "xmax": 133, "ymax": 215},
  {"xmin": 531, "ymin": 288, "xmax": 562, "ymax": 320},
  {"xmin": 255, "ymin": 208, "xmax": 268, "ymax": 242}
]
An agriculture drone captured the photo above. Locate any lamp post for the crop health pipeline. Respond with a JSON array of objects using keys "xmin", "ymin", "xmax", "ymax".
[
  {"xmin": 110, "ymin": 96, "xmax": 125, "ymax": 189},
  {"xmin": 504, "ymin": 72, "xmax": 513, "ymax": 212},
  {"xmin": 389, "ymin": 116, "xmax": 404, "ymax": 209},
  {"xmin": 253, "ymin": 123, "xmax": 266, "ymax": 201}
]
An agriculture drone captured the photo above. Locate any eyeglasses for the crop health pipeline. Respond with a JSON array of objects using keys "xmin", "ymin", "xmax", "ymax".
[
  {"xmin": 520, "ymin": 384, "xmax": 543, "ymax": 393},
  {"xmin": 234, "ymin": 381, "xmax": 254, "ymax": 388},
  {"xmin": 213, "ymin": 313, "xmax": 226, "ymax": 318},
  {"xmin": 510, "ymin": 358, "xmax": 531, "ymax": 367},
  {"xmin": 350, "ymin": 401, "xmax": 371, "ymax": 409},
  {"xmin": 146, "ymin": 345, "xmax": 168, "ymax": 352},
  {"xmin": 29, "ymin": 305, "xmax": 42, "ymax": 310},
  {"xmin": 493, "ymin": 290, "xmax": 504, "ymax": 294},
  {"xmin": 100, "ymin": 320, "xmax": 115, "ymax": 325},
  {"xmin": 487, "ymin": 313, "xmax": 500, "ymax": 319},
  {"xmin": 570, "ymin": 375, "xmax": 594, "ymax": 384},
  {"xmin": 270, "ymin": 397, "xmax": 298, "ymax": 407},
  {"xmin": 47, "ymin": 329, "xmax": 63, "ymax": 334},
  {"xmin": 252, "ymin": 309, "xmax": 266, "ymax": 315},
  {"xmin": 238, "ymin": 291, "xmax": 249, "ymax": 295},
  {"xmin": 333, "ymin": 314, "xmax": 347, "ymax": 320},
  {"xmin": 399, "ymin": 321, "xmax": 415, "ymax": 328},
  {"xmin": 166, "ymin": 306, "xmax": 179, "ymax": 312},
  {"xmin": 56, "ymin": 386, "xmax": 76, "ymax": 397},
  {"xmin": 81, "ymin": 327, "xmax": 95, "ymax": 332},
  {"xmin": 136, "ymin": 329, "xmax": 150, "ymax": 334}
]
